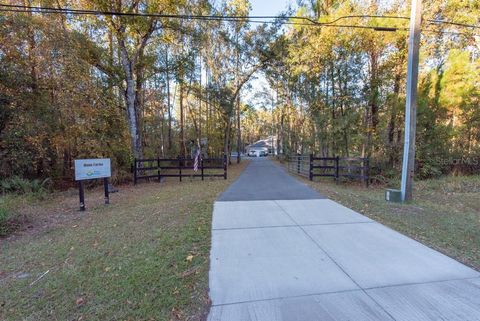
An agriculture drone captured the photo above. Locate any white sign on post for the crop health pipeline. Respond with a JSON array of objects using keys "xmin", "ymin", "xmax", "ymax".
[{"xmin": 74, "ymin": 158, "xmax": 111, "ymax": 181}]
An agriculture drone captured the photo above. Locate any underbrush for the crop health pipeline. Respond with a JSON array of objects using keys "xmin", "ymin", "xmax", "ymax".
[
  {"xmin": 415, "ymin": 174, "xmax": 480, "ymax": 193},
  {"xmin": 1, "ymin": 176, "xmax": 51, "ymax": 196},
  {"xmin": 0, "ymin": 196, "xmax": 23, "ymax": 237},
  {"xmin": 0, "ymin": 206, "xmax": 11, "ymax": 236},
  {"xmin": 0, "ymin": 176, "xmax": 51, "ymax": 237}
]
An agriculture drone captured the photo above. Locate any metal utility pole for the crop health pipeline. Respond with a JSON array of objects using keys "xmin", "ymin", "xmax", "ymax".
[{"xmin": 401, "ymin": 0, "xmax": 422, "ymax": 201}]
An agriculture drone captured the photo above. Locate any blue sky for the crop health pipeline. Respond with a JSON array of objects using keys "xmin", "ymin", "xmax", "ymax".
[
  {"xmin": 249, "ymin": 0, "xmax": 292, "ymax": 16},
  {"xmin": 243, "ymin": 0, "xmax": 295, "ymax": 107}
]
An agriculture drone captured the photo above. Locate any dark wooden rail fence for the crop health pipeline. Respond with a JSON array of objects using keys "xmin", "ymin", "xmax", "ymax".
[
  {"xmin": 287, "ymin": 155, "xmax": 310, "ymax": 178},
  {"xmin": 288, "ymin": 154, "xmax": 369, "ymax": 187},
  {"xmin": 310, "ymin": 156, "xmax": 338, "ymax": 179},
  {"xmin": 336, "ymin": 157, "xmax": 370, "ymax": 186},
  {"xmin": 133, "ymin": 155, "xmax": 227, "ymax": 185}
]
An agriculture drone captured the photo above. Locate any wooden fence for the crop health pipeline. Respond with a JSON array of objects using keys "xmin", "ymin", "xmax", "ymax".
[
  {"xmin": 287, "ymin": 154, "xmax": 369, "ymax": 186},
  {"xmin": 133, "ymin": 155, "xmax": 227, "ymax": 185},
  {"xmin": 287, "ymin": 155, "xmax": 311, "ymax": 178}
]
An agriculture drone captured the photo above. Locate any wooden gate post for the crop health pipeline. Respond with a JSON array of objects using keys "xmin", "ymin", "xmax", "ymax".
[
  {"xmin": 157, "ymin": 157, "xmax": 161, "ymax": 182},
  {"xmin": 178, "ymin": 156, "xmax": 182, "ymax": 182},
  {"xmin": 223, "ymin": 154, "xmax": 227, "ymax": 180},
  {"xmin": 365, "ymin": 158, "xmax": 370, "ymax": 187},
  {"xmin": 335, "ymin": 156, "xmax": 340, "ymax": 184},
  {"xmin": 133, "ymin": 159, "xmax": 137, "ymax": 185},
  {"xmin": 309, "ymin": 154, "xmax": 313, "ymax": 181}
]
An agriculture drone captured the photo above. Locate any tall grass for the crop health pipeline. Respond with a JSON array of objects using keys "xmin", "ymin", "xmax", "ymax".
[{"xmin": 415, "ymin": 174, "xmax": 480, "ymax": 193}]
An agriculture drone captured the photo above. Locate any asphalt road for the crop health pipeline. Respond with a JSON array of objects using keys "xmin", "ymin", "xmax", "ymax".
[{"xmin": 218, "ymin": 157, "xmax": 325, "ymax": 201}]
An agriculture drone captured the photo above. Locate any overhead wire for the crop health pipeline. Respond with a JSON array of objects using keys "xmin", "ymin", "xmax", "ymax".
[
  {"xmin": 0, "ymin": 3, "xmax": 478, "ymax": 37},
  {"xmin": 426, "ymin": 19, "xmax": 480, "ymax": 30}
]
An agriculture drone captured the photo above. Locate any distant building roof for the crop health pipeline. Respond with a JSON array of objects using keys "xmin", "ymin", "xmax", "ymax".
[{"xmin": 250, "ymin": 141, "xmax": 268, "ymax": 148}]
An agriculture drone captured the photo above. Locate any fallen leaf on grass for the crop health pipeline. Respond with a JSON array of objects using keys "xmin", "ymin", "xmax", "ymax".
[
  {"xmin": 181, "ymin": 266, "xmax": 200, "ymax": 278},
  {"xmin": 185, "ymin": 255, "xmax": 194, "ymax": 262},
  {"xmin": 76, "ymin": 297, "xmax": 85, "ymax": 306},
  {"xmin": 171, "ymin": 307, "xmax": 183, "ymax": 319}
]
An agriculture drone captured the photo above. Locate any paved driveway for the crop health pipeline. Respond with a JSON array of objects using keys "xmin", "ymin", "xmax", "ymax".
[
  {"xmin": 218, "ymin": 157, "xmax": 324, "ymax": 201},
  {"xmin": 208, "ymin": 158, "xmax": 480, "ymax": 321}
]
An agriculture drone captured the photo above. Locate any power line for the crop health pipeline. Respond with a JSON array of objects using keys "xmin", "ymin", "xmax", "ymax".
[
  {"xmin": 0, "ymin": 4, "xmax": 406, "ymax": 24},
  {"xmin": 2, "ymin": 3, "xmax": 479, "ymax": 29},
  {"xmin": 0, "ymin": 3, "xmax": 403, "ymax": 26},
  {"xmin": 0, "ymin": 7, "xmax": 409, "ymax": 31},
  {"xmin": 0, "ymin": 3, "xmax": 479, "ymax": 36},
  {"xmin": 422, "ymin": 29, "xmax": 480, "ymax": 37},
  {"xmin": 0, "ymin": 4, "xmax": 409, "ymax": 31},
  {"xmin": 426, "ymin": 19, "xmax": 480, "ymax": 30}
]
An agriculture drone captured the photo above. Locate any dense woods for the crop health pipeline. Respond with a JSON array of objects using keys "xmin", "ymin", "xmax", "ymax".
[
  {"xmin": 260, "ymin": 0, "xmax": 479, "ymax": 179},
  {"xmin": 0, "ymin": 0, "xmax": 479, "ymax": 184}
]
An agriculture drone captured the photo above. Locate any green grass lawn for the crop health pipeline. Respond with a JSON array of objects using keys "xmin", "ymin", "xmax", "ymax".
[
  {"xmin": 0, "ymin": 161, "xmax": 247, "ymax": 321},
  {"xmin": 303, "ymin": 174, "xmax": 480, "ymax": 271}
]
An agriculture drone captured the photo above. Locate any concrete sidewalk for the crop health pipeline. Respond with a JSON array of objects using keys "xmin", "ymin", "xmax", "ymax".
[{"xmin": 208, "ymin": 159, "xmax": 480, "ymax": 321}]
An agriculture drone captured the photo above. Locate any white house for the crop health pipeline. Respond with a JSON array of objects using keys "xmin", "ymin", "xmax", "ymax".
[{"xmin": 245, "ymin": 136, "xmax": 278, "ymax": 156}]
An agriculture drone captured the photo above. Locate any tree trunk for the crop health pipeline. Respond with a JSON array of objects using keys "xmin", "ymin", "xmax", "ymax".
[
  {"xmin": 135, "ymin": 54, "xmax": 145, "ymax": 152},
  {"xmin": 165, "ymin": 49, "xmax": 173, "ymax": 152},
  {"xmin": 198, "ymin": 55, "xmax": 202, "ymax": 143},
  {"xmin": 341, "ymin": 67, "xmax": 349, "ymax": 156},
  {"xmin": 330, "ymin": 63, "xmax": 337, "ymax": 154},
  {"xmin": 113, "ymin": 18, "xmax": 156, "ymax": 160},
  {"xmin": 369, "ymin": 50, "xmax": 379, "ymax": 134},
  {"xmin": 235, "ymin": 31, "xmax": 242, "ymax": 163},
  {"xmin": 206, "ymin": 67, "xmax": 210, "ymax": 155},
  {"xmin": 224, "ymin": 118, "xmax": 232, "ymax": 164},
  {"xmin": 388, "ymin": 73, "xmax": 401, "ymax": 166},
  {"xmin": 236, "ymin": 94, "xmax": 241, "ymax": 163},
  {"xmin": 362, "ymin": 105, "xmax": 369, "ymax": 159},
  {"xmin": 179, "ymin": 80, "xmax": 186, "ymax": 158},
  {"xmin": 108, "ymin": 29, "xmax": 114, "ymax": 96},
  {"xmin": 119, "ymin": 45, "xmax": 142, "ymax": 159}
]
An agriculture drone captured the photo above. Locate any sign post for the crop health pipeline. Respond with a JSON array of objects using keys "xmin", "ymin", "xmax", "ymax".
[
  {"xmin": 79, "ymin": 181, "xmax": 85, "ymax": 211},
  {"xmin": 74, "ymin": 158, "xmax": 112, "ymax": 211},
  {"xmin": 103, "ymin": 177, "xmax": 109, "ymax": 204}
]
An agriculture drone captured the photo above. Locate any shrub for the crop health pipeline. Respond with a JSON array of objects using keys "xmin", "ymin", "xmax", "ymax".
[
  {"xmin": 0, "ymin": 176, "xmax": 50, "ymax": 237},
  {"xmin": 0, "ymin": 206, "xmax": 12, "ymax": 237},
  {"xmin": 0, "ymin": 176, "xmax": 51, "ymax": 196}
]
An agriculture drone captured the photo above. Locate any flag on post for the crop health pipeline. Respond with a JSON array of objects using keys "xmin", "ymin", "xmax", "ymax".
[{"xmin": 194, "ymin": 149, "xmax": 201, "ymax": 172}]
